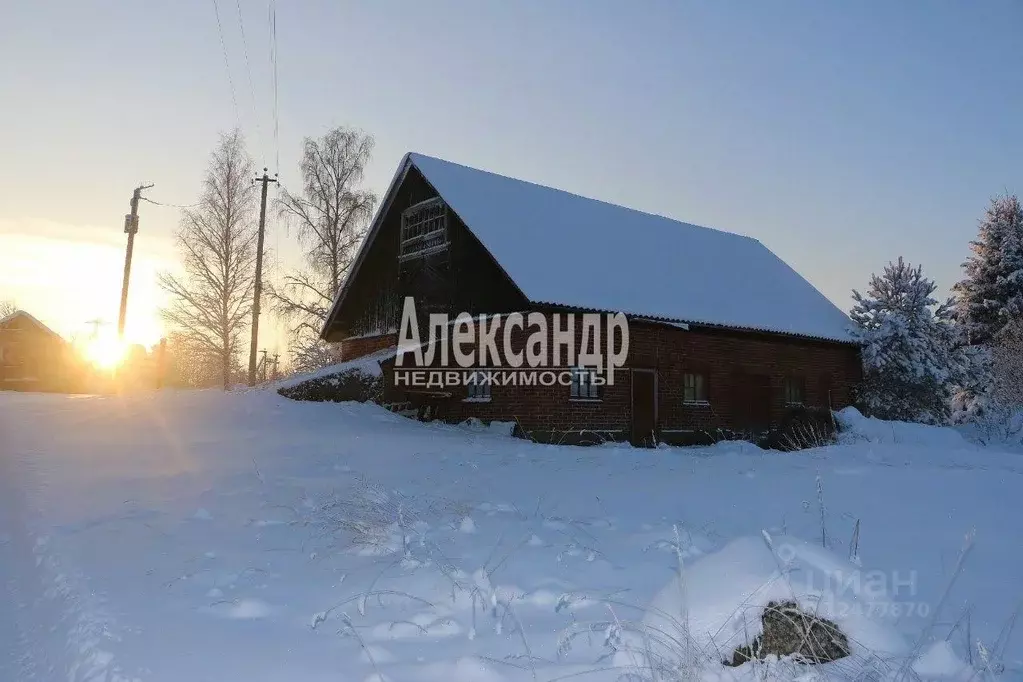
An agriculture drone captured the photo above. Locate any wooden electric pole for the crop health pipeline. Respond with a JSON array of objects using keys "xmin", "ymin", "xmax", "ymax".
[
  {"xmin": 118, "ymin": 184, "xmax": 153, "ymax": 340},
  {"xmin": 248, "ymin": 169, "xmax": 278, "ymax": 386}
]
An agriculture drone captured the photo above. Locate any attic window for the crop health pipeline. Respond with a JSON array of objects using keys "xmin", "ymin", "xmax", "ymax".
[{"xmin": 400, "ymin": 197, "xmax": 448, "ymax": 261}]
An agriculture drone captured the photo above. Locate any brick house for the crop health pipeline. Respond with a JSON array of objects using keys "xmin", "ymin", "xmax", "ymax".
[
  {"xmin": 0, "ymin": 310, "xmax": 78, "ymax": 392},
  {"xmin": 321, "ymin": 153, "xmax": 860, "ymax": 445}
]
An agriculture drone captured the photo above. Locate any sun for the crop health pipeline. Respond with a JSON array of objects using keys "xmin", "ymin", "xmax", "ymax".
[{"xmin": 85, "ymin": 335, "xmax": 128, "ymax": 371}]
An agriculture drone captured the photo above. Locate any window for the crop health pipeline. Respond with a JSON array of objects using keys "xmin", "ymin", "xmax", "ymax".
[
  {"xmin": 399, "ymin": 197, "xmax": 448, "ymax": 261},
  {"xmin": 683, "ymin": 372, "xmax": 708, "ymax": 403},
  {"xmin": 466, "ymin": 371, "xmax": 491, "ymax": 401},
  {"xmin": 784, "ymin": 377, "xmax": 805, "ymax": 405},
  {"xmin": 570, "ymin": 367, "xmax": 601, "ymax": 400}
]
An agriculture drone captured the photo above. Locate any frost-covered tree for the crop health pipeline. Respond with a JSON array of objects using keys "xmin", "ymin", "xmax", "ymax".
[
  {"xmin": 268, "ymin": 127, "xmax": 377, "ymax": 372},
  {"xmin": 162, "ymin": 331, "xmax": 236, "ymax": 388},
  {"xmin": 952, "ymin": 327, "xmax": 1023, "ymax": 442},
  {"xmin": 851, "ymin": 258, "xmax": 963, "ymax": 424},
  {"xmin": 159, "ymin": 130, "xmax": 258, "ymax": 390},
  {"xmin": 953, "ymin": 193, "xmax": 1023, "ymax": 344},
  {"xmin": 992, "ymin": 320, "xmax": 1023, "ymax": 408}
]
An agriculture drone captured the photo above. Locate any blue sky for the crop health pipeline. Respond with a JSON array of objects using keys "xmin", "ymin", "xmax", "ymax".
[{"xmin": 0, "ymin": 1, "xmax": 1020, "ymax": 350}]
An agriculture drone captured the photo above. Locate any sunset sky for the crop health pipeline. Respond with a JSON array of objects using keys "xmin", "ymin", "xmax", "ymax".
[{"xmin": 1, "ymin": 1, "xmax": 1021, "ymax": 356}]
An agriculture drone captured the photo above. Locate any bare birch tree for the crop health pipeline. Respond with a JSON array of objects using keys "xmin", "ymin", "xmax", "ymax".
[
  {"xmin": 268, "ymin": 127, "xmax": 376, "ymax": 371},
  {"xmin": 159, "ymin": 130, "xmax": 258, "ymax": 390},
  {"xmin": 0, "ymin": 299, "xmax": 16, "ymax": 318}
]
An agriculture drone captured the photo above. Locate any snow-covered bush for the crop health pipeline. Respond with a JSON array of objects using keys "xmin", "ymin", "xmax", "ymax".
[
  {"xmin": 288, "ymin": 337, "xmax": 345, "ymax": 374},
  {"xmin": 278, "ymin": 367, "xmax": 382, "ymax": 403},
  {"xmin": 949, "ymin": 342, "xmax": 995, "ymax": 425},
  {"xmin": 850, "ymin": 258, "xmax": 964, "ymax": 424}
]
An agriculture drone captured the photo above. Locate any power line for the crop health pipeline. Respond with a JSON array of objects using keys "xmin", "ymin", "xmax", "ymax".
[
  {"xmin": 141, "ymin": 196, "xmax": 199, "ymax": 209},
  {"xmin": 268, "ymin": 0, "xmax": 280, "ymax": 173},
  {"xmin": 211, "ymin": 0, "xmax": 240, "ymax": 123},
  {"xmin": 235, "ymin": 0, "xmax": 266, "ymax": 166}
]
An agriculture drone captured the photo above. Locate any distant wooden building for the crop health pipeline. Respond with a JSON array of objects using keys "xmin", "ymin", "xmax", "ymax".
[
  {"xmin": 321, "ymin": 153, "xmax": 860, "ymax": 445},
  {"xmin": 0, "ymin": 310, "xmax": 77, "ymax": 392}
]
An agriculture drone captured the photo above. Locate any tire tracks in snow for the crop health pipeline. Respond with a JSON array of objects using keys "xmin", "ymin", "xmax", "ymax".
[
  {"xmin": 0, "ymin": 428, "xmax": 133, "ymax": 682},
  {"xmin": 0, "ymin": 444, "xmax": 57, "ymax": 681}
]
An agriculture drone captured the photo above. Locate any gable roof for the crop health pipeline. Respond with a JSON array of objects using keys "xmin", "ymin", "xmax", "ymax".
[
  {"xmin": 326, "ymin": 153, "xmax": 853, "ymax": 343},
  {"xmin": 0, "ymin": 310, "xmax": 64, "ymax": 340}
]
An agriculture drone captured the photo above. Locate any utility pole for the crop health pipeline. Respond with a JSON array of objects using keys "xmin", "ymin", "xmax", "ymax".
[
  {"xmin": 85, "ymin": 318, "xmax": 106, "ymax": 339},
  {"xmin": 248, "ymin": 169, "xmax": 278, "ymax": 386},
  {"xmin": 259, "ymin": 349, "xmax": 268, "ymax": 383},
  {"xmin": 155, "ymin": 337, "xmax": 167, "ymax": 389},
  {"xmin": 119, "ymin": 184, "xmax": 154, "ymax": 340}
]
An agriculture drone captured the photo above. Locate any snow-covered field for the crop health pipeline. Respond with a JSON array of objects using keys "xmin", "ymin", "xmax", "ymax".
[{"xmin": 1, "ymin": 389, "xmax": 1021, "ymax": 682}]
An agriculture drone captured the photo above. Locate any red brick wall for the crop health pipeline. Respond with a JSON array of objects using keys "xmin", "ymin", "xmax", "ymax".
[
  {"xmin": 340, "ymin": 333, "xmax": 397, "ymax": 361},
  {"xmin": 370, "ymin": 314, "xmax": 860, "ymax": 443},
  {"xmin": 639, "ymin": 323, "xmax": 860, "ymax": 435}
]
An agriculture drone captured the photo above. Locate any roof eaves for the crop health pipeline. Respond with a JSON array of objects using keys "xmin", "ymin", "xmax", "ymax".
[{"xmin": 528, "ymin": 300, "xmax": 856, "ymax": 345}]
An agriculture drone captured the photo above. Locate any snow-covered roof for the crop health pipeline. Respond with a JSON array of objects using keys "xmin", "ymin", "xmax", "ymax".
[
  {"xmin": 328, "ymin": 153, "xmax": 854, "ymax": 343},
  {"xmin": 0, "ymin": 310, "xmax": 64, "ymax": 340},
  {"xmin": 271, "ymin": 345, "xmax": 397, "ymax": 392}
]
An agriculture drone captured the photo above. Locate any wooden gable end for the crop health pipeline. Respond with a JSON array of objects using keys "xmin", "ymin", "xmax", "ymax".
[
  {"xmin": 0, "ymin": 313, "xmax": 67, "ymax": 385},
  {"xmin": 325, "ymin": 164, "xmax": 527, "ymax": 341}
]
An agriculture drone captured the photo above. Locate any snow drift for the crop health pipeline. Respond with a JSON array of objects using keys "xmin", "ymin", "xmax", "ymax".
[{"xmin": 611, "ymin": 534, "xmax": 947, "ymax": 680}]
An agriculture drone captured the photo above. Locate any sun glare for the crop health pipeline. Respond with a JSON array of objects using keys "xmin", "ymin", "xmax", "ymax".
[{"xmin": 85, "ymin": 335, "xmax": 128, "ymax": 371}]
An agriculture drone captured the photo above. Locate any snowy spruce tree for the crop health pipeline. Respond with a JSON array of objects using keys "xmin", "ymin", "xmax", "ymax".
[
  {"xmin": 952, "ymin": 193, "xmax": 1023, "ymax": 344},
  {"xmin": 949, "ymin": 194, "xmax": 1023, "ymax": 423},
  {"xmin": 850, "ymin": 258, "xmax": 962, "ymax": 424}
]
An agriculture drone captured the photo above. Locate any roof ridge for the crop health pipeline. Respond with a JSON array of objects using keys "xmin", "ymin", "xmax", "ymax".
[
  {"xmin": 0, "ymin": 310, "xmax": 65, "ymax": 340},
  {"xmin": 408, "ymin": 152, "xmax": 759, "ymax": 243}
]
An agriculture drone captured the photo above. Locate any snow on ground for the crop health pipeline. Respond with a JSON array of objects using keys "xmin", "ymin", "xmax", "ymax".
[
  {"xmin": 1, "ymin": 389, "xmax": 1022, "ymax": 682},
  {"xmin": 836, "ymin": 406, "xmax": 971, "ymax": 448}
]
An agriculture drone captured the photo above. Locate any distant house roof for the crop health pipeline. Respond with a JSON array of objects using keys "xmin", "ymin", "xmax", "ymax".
[
  {"xmin": 327, "ymin": 153, "xmax": 854, "ymax": 343},
  {"xmin": 0, "ymin": 310, "xmax": 64, "ymax": 341}
]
